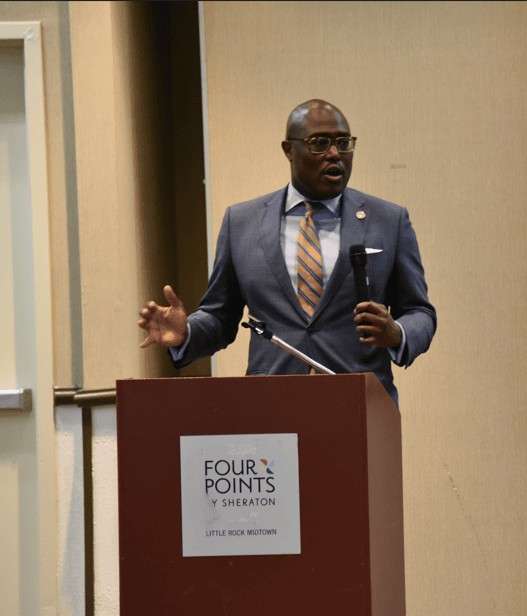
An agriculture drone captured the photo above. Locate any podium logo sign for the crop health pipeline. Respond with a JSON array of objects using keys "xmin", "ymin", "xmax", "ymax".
[{"xmin": 180, "ymin": 433, "xmax": 300, "ymax": 557}]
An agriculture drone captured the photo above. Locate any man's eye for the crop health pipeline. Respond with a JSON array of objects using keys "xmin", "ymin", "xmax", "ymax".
[{"xmin": 310, "ymin": 138, "xmax": 328, "ymax": 147}]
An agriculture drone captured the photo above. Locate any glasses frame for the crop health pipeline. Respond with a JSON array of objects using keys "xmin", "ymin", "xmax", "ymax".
[{"xmin": 287, "ymin": 135, "xmax": 357, "ymax": 154}]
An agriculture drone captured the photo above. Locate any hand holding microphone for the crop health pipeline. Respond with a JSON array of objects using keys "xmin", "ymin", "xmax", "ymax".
[{"xmin": 349, "ymin": 245, "xmax": 402, "ymax": 349}]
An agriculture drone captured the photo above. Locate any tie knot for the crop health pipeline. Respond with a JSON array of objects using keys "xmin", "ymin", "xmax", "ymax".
[{"xmin": 305, "ymin": 201, "xmax": 323, "ymax": 217}]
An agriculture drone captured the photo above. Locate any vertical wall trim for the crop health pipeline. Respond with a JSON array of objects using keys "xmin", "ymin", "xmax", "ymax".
[
  {"xmin": 59, "ymin": 1, "xmax": 83, "ymax": 388},
  {"xmin": 198, "ymin": 1, "xmax": 216, "ymax": 377}
]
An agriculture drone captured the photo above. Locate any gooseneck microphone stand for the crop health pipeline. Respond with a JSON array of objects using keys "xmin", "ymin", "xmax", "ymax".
[{"xmin": 241, "ymin": 318, "xmax": 335, "ymax": 375}]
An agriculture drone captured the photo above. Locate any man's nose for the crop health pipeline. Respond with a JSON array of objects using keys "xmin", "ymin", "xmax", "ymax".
[{"xmin": 326, "ymin": 144, "xmax": 341, "ymax": 159}]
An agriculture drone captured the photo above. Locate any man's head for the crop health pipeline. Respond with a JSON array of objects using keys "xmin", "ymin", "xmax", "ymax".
[{"xmin": 282, "ymin": 100, "xmax": 354, "ymax": 200}]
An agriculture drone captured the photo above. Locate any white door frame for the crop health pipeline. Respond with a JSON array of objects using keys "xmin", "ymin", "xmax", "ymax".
[{"xmin": 0, "ymin": 21, "xmax": 56, "ymax": 615}]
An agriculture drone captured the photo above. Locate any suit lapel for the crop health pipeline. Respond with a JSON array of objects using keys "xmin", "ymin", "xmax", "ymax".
[
  {"xmin": 311, "ymin": 188, "xmax": 370, "ymax": 323},
  {"xmin": 258, "ymin": 188, "xmax": 305, "ymax": 318}
]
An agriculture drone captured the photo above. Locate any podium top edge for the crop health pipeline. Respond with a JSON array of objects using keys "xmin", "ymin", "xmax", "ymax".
[{"xmin": 116, "ymin": 373, "xmax": 373, "ymax": 382}]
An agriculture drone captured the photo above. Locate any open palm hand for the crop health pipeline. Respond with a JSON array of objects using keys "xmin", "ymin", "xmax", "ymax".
[{"xmin": 138, "ymin": 286, "xmax": 189, "ymax": 348}]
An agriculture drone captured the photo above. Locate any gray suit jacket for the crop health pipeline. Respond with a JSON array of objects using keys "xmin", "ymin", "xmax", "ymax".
[{"xmin": 171, "ymin": 186, "xmax": 436, "ymax": 406}]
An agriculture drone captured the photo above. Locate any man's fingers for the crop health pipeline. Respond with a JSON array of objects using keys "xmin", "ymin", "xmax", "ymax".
[
  {"xmin": 357, "ymin": 320, "xmax": 382, "ymax": 331},
  {"xmin": 354, "ymin": 311, "xmax": 382, "ymax": 326},
  {"xmin": 164, "ymin": 285, "xmax": 184, "ymax": 309},
  {"xmin": 140, "ymin": 335, "xmax": 154, "ymax": 349},
  {"xmin": 138, "ymin": 286, "xmax": 187, "ymax": 350},
  {"xmin": 354, "ymin": 301, "xmax": 384, "ymax": 315},
  {"xmin": 359, "ymin": 335, "xmax": 377, "ymax": 345}
]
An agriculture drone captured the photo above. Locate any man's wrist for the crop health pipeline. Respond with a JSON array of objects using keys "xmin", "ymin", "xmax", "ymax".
[
  {"xmin": 168, "ymin": 324, "xmax": 191, "ymax": 361},
  {"xmin": 388, "ymin": 321, "xmax": 406, "ymax": 364},
  {"xmin": 390, "ymin": 323, "xmax": 403, "ymax": 348}
]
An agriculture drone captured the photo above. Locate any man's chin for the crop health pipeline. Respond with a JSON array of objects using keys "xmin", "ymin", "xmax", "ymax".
[
  {"xmin": 312, "ymin": 184, "xmax": 346, "ymax": 200},
  {"xmin": 295, "ymin": 181, "xmax": 347, "ymax": 201}
]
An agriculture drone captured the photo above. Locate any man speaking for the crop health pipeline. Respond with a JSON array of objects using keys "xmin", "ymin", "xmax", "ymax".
[{"xmin": 138, "ymin": 100, "xmax": 436, "ymax": 406}]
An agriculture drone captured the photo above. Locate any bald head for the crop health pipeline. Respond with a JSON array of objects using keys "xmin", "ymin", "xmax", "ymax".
[{"xmin": 285, "ymin": 99, "xmax": 349, "ymax": 139}]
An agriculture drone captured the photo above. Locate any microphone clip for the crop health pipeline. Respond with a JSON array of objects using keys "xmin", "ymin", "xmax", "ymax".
[{"xmin": 241, "ymin": 317, "xmax": 273, "ymax": 340}]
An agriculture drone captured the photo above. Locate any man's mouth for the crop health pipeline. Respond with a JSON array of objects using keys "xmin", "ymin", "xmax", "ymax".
[{"xmin": 324, "ymin": 166, "xmax": 344, "ymax": 178}]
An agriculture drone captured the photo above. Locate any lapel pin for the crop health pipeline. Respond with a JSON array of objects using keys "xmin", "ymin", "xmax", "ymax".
[{"xmin": 356, "ymin": 211, "xmax": 366, "ymax": 219}]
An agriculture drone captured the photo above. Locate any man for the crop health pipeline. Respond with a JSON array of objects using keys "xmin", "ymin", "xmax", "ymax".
[{"xmin": 138, "ymin": 100, "xmax": 436, "ymax": 406}]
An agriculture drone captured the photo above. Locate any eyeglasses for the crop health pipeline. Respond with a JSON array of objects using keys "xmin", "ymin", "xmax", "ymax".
[{"xmin": 287, "ymin": 135, "xmax": 357, "ymax": 154}]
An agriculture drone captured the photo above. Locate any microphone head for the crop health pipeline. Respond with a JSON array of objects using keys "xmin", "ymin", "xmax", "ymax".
[{"xmin": 349, "ymin": 244, "xmax": 367, "ymax": 267}]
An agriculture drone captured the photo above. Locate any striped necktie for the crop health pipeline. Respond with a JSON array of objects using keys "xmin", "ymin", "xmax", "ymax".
[{"xmin": 297, "ymin": 201, "xmax": 324, "ymax": 320}]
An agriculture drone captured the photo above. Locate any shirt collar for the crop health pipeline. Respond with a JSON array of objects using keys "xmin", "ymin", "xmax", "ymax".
[{"xmin": 285, "ymin": 182, "xmax": 341, "ymax": 214}]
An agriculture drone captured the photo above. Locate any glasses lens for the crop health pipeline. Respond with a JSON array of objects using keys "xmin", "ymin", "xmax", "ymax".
[
  {"xmin": 309, "ymin": 138, "xmax": 330, "ymax": 153},
  {"xmin": 336, "ymin": 137, "xmax": 354, "ymax": 152}
]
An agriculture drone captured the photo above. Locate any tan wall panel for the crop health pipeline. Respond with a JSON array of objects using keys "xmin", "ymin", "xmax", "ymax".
[
  {"xmin": 203, "ymin": 1, "xmax": 527, "ymax": 613},
  {"xmin": 70, "ymin": 1, "xmax": 132, "ymax": 389},
  {"xmin": 70, "ymin": 1, "xmax": 181, "ymax": 387}
]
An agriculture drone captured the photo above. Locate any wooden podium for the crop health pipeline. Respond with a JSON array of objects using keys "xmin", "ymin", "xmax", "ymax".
[{"xmin": 117, "ymin": 373, "xmax": 405, "ymax": 615}]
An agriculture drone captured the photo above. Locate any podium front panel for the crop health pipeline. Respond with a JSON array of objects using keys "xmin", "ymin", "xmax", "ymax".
[{"xmin": 117, "ymin": 374, "xmax": 403, "ymax": 615}]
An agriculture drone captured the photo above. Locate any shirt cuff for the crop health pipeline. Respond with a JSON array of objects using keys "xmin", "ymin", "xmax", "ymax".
[
  {"xmin": 388, "ymin": 321, "xmax": 406, "ymax": 365},
  {"xmin": 168, "ymin": 323, "xmax": 191, "ymax": 362}
]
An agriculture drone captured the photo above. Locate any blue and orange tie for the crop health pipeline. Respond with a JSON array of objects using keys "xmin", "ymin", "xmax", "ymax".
[{"xmin": 297, "ymin": 201, "xmax": 324, "ymax": 320}]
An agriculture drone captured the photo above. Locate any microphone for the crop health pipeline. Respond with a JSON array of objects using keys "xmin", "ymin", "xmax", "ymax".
[
  {"xmin": 349, "ymin": 244, "xmax": 370, "ymax": 303},
  {"xmin": 349, "ymin": 244, "xmax": 370, "ymax": 338}
]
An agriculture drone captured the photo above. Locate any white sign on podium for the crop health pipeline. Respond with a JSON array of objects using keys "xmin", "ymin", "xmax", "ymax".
[{"xmin": 180, "ymin": 433, "xmax": 301, "ymax": 557}]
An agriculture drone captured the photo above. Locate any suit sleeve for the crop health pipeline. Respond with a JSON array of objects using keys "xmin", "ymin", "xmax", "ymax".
[
  {"xmin": 389, "ymin": 207, "xmax": 437, "ymax": 368},
  {"xmin": 168, "ymin": 207, "xmax": 246, "ymax": 368}
]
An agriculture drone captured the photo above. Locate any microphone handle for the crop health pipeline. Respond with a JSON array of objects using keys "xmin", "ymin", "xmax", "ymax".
[
  {"xmin": 353, "ymin": 264, "xmax": 370, "ymax": 304},
  {"xmin": 352, "ymin": 264, "xmax": 371, "ymax": 338}
]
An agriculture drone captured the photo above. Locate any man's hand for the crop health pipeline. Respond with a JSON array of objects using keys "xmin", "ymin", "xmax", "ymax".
[
  {"xmin": 138, "ymin": 286, "xmax": 189, "ymax": 348},
  {"xmin": 353, "ymin": 301, "xmax": 402, "ymax": 349}
]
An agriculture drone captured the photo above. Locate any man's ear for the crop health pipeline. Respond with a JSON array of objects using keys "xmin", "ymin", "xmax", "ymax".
[{"xmin": 281, "ymin": 140, "xmax": 293, "ymax": 162}]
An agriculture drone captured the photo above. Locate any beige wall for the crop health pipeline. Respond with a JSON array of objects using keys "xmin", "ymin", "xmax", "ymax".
[
  {"xmin": 69, "ymin": 1, "xmax": 158, "ymax": 388},
  {"xmin": 202, "ymin": 1, "xmax": 527, "ymax": 614},
  {"xmin": 69, "ymin": 1, "xmax": 209, "ymax": 388}
]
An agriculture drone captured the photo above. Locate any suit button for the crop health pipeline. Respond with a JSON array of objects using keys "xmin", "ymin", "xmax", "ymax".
[{"xmin": 306, "ymin": 328, "xmax": 314, "ymax": 336}]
